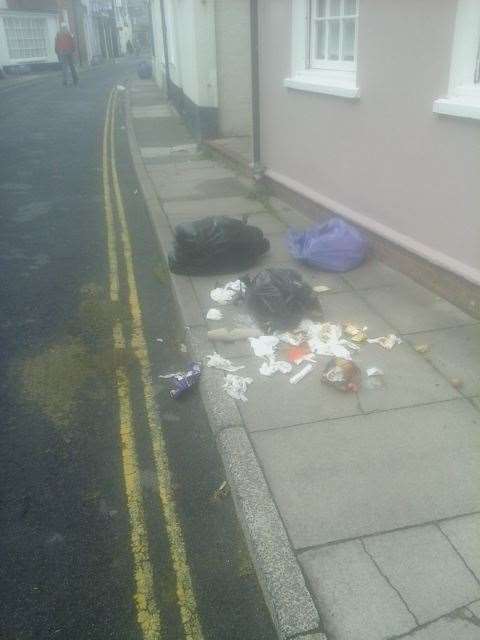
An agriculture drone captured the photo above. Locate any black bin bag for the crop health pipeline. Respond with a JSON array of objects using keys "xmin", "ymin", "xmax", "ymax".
[
  {"xmin": 168, "ymin": 216, "xmax": 270, "ymax": 275},
  {"xmin": 245, "ymin": 268, "xmax": 322, "ymax": 331}
]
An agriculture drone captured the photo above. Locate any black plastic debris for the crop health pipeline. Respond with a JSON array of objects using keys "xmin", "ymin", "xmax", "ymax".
[
  {"xmin": 168, "ymin": 215, "xmax": 270, "ymax": 275},
  {"xmin": 245, "ymin": 268, "xmax": 322, "ymax": 331}
]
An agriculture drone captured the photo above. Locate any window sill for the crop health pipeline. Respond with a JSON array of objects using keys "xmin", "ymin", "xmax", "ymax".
[
  {"xmin": 433, "ymin": 96, "xmax": 480, "ymax": 121},
  {"xmin": 284, "ymin": 74, "xmax": 360, "ymax": 99}
]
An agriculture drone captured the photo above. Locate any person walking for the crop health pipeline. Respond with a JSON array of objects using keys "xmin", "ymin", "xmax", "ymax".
[{"xmin": 55, "ymin": 24, "xmax": 78, "ymax": 87}]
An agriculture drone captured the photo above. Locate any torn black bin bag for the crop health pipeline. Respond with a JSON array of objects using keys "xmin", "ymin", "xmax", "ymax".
[
  {"xmin": 168, "ymin": 215, "xmax": 270, "ymax": 275},
  {"xmin": 245, "ymin": 268, "xmax": 322, "ymax": 331}
]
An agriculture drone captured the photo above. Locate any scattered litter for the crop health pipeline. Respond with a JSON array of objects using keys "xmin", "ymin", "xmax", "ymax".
[
  {"xmin": 367, "ymin": 334, "xmax": 402, "ymax": 350},
  {"xmin": 223, "ymin": 374, "xmax": 253, "ymax": 402},
  {"xmin": 259, "ymin": 357, "xmax": 292, "ymax": 376},
  {"xmin": 313, "ymin": 285, "xmax": 331, "ymax": 293},
  {"xmin": 133, "ymin": 189, "xmax": 138, "ymax": 195},
  {"xmin": 287, "ymin": 217, "xmax": 369, "ymax": 272},
  {"xmin": 285, "ymin": 343, "xmax": 314, "ymax": 365},
  {"xmin": 278, "ymin": 332, "xmax": 304, "ymax": 346},
  {"xmin": 289, "ymin": 363, "xmax": 314, "ymax": 385},
  {"xmin": 367, "ymin": 367, "xmax": 384, "ymax": 377},
  {"xmin": 343, "ymin": 323, "xmax": 368, "ymax": 343},
  {"xmin": 208, "ymin": 327, "xmax": 262, "ymax": 342},
  {"xmin": 156, "ymin": 338, "xmax": 164, "ymax": 343},
  {"xmin": 249, "ymin": 335, "xmax": 279, "ymax": 358},
  {"xmin": 322, "ymin": 357, "xmax": 361, "ymax": 392},
  {"xmin": 116, "ymin": 84, "xmax": 126, "ymax": 91},
  {"xmin": 159, "ymin": 362, "xmax": 201, "ymax": 399},
  {"xmin": 206, "ymin": 308, "xmax": 223, "ymax": 321},
  {"xmin": 298, "ymin": 319, "xmax": 352, "ymax": 360},
  {"xmin": 180, "ymin": 343, "xmax": 187, "ymax": 353},
  {"xmin": 414, "ymin": 344, "xmax": 429, "ymax": 354},
  {"xmin": 245, "ymin": 268, "xmax": 321, "ymax": 330},
  {"xmin": 450, "ymin": 377, "xmax": 463, "ymax": 389},
  {"xmin": 168, "ymin": 216, "xmax": 269, "ymax": 275},
  {"xmin": 210, "ymin": 280, "xmax": 246, "ymax": 305},
  {"xmin": 206, "ymin": 353, "xmax": 245, "ymax": 372},
  {"xmin": 210, "ymin": 480, "xmax": 230, "ymax": 503}
]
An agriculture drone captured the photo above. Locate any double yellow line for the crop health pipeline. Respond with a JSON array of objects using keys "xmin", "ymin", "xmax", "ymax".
[{"xmin": 102, "ymin": 89, "xmax": 204, "ymax": 640}]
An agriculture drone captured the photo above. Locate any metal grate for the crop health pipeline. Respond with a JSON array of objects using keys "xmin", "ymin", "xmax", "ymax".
[{"xmin": 3, "ymin": 15, "xmax": 48, "ymax": 60}]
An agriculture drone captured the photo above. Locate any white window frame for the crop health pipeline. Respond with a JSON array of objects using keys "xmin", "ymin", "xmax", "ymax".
[
  {"xmin": 433, "ymin": 0, "xmax": 480, "ymax": 121},
  {"xmin": 284, "ymin": 0, "xmax": 360, "ymax": 99},
  {"xmin": 3, "ymin": 14, "xmax": 48, "ymax": 62},
  {"xmin": 309, "ymin": 0, "xmax": 358, "ymax": 72}
]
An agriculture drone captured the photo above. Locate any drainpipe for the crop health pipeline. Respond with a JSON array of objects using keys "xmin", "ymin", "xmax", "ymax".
[
  {"xmin": 250, "ymin": 0, "xmax": 263, "ymax": 180},
  {"xmin": 159, "ymin": 0, "xmax": 171, "ymax": 99}
]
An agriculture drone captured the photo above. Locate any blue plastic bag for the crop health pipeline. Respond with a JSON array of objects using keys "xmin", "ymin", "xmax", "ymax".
[{"xmin": 287, "ymin": 217, "xmax": 368, "ymax": 272}]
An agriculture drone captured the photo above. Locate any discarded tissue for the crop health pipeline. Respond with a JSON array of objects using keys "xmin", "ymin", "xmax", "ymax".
[
  {"xmin": 259, "ymin": 357, "xmax": 292, "ymax": 376},
  {"xmin": 210, "ymin": 280, "xmax": 246, "ymax": 305},
  {"xmin": 206, "ymin": 353, "xmax": 245, "ymax": 372},
  {"xmin": 223, "ymin": 374, "xmax": 253, "ymax": 402},
  {"xmin": 367, "ymin": 334, "xmax": 402, "ymax": 350},
  {"xmin": 206, "ymin": 308, "xmax": 223, "ymax": 320},
  {"xmin": 159, "ymin": 362, "xmax": 202, "ymax": 399}
]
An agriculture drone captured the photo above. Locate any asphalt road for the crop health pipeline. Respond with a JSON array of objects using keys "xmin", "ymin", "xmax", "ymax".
[{"xmin": 0, "ymin": 60, "xmax": 275, "ymax": 640}]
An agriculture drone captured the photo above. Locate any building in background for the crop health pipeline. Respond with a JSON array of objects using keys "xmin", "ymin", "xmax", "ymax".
[
  {"xmin": 127, "ymin": 0, "xmax": 149, "ymax": 51},
  {"xmin": 0, "ymin": 0, "xmax": 61, "ymax": 71},
  {"xmin": 149, "ymin": 0, "xmax": 252, "ymax": 139}
]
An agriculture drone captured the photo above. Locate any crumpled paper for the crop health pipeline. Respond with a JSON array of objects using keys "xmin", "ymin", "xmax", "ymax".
[
  {"xmin": 206, "ymin": 308, "xmax": 223, "ymax": 320},
  {"xmin": 259, "ymin": 357, "xmax": 292, "ymax": 376},
  {"xmin": 206, "ymin": 353, "xmax": 244, "ymax": 372},
  {"xmin": 210, "ymin": 280, "xmax": 245, "ymax": 305},
  {"xmin": 249, "ymin": 335, "xmax": 279, "ymax": 358},
  {"xmin": 223, "ymin": 374, "xmax": 253, "ymax": 402},
  {"xmin": 367, "ymin": 334, "xmax": 402, "ymax": 350},
  {"xmin": 298, "ymin": 320, "xmax": 352, "ymax": 360}
]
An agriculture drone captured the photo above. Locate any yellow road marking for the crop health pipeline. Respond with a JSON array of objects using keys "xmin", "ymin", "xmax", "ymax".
[
  {"xmin": 103, "ymin": 90, "xmax": 162, "ymax": 640},
  {"xmin": 109, "ymin": 93, "xmax": 205, "ymax": 640}
]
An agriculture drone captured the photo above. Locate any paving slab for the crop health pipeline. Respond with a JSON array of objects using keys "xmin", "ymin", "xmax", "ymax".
[
  {"xmin": 148, "ymin": 165, "xmax": 234, "ymax": 183},
  {"xmin": 362, "ymin": 281, "xmax": 475, "ymax": 334},
  {"xmin": 319, "ymin": 290, "xmax": 397, "ymax": 336},
  {"xmin": 269, "ymin": 260, "xmax": 351, "ymax": 293},
  {"xmin": 341, "ymin": 258, "xmax": 414, "ymax": 290},
  {"xmin": 251, "ymin": 400, "xmax": 480, "ymax": 548},
  {"xmin": 468, "ymin": 600, "xmax": 480, "ymax": 617},
  {"xmin": 156, "ymin": 176, "xmax": 249, "ymax": 202},
  {"xmin": 132, "ymin": 104, "xmax": 173, "ymax": 118},
  {"xmin": 440, "ymin": 513, "xmax": 480, "ymax": 581},
  {"xmin": 299, "ymin": 541, "xmax": 416, "ymax": 640},
  {"xmin": 471, "ymin": 397, "xmax": 480, "ymax": 412},
  {"xmin": 133, "ymin": 117, "xmax": 193, "ymax": 147},
  {"xmin": 404, "ymin": 325, "xmax": 480, "ymax": 398},
  {"xmin": 140, "ymin": 144, "xmax": 199, "ymax": 159},
  {"xmin": 237, "ymin": 355, "xmax": 361, "ymax": 432},
  {"xmin": 405, "ymin": 614, "xmax": 480, "ymax": 639},
  {"xmin": 364, "ymin": 525, "xmax": 480, "ymax": 623},
  {"xmin": 163, "ymin": 196, "xmax": 267, "ymax": 218},
  {"xmin": 355, "ymin": 341, "xmax": 460, "ymax": 413}
]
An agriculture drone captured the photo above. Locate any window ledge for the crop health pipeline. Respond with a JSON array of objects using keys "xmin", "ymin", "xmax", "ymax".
[
  {"xmin": 433, "ymin": 96, "xmax": 480, "ymax": 121},
  {"xmin": 284, "ymin": 74, "xmax": 360, "ymax": 99}
]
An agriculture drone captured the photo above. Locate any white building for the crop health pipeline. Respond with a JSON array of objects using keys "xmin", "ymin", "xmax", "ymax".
[
  {"xmin": 0, "ymin": 0, "xmax": 61, "ymax": 71},
  {"xmin": 149, "ymin": 0, "xmax": 252, "ymax": 139}
]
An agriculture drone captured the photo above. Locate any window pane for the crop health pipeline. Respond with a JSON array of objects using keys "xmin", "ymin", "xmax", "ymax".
[
  {"xmin": 342, "ymin": 18, "xmax": 355, "ymax": 60},
  {"xmin": 344, "ymin": 0, "xmax": 357, "ymax": 16},
  {"xmin": 316, "ymin": 0, "xmax": 326, "ymax": 18},
  {"xmin": 315, "ymin": 20, "xmax": 326, "ymax": 59},
  {"xmin": 327, "ymin": 19, "xmax": 340, "ymax": 59},
  {"xmin": 329, "ymin": 0, "xmax": 341, "ymax": 17}
]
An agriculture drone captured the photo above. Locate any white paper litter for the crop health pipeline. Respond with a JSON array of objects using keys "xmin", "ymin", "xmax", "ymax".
[
  {"xmin": 210, "ymin": 280, "xmax": 245, "ymax": 305},
  {"xmin": 249, "ymin": 335, "xmax": 279, "ymax": 358},
  {"xmin": 156, "ymin": 338, "xmax": 164, "ymax": 343},
  {"xmin": 277, "ymin": 332, "xmax": 304, "ymax": 346},
  {"xmin": 367, "ymin": 367, "xmax": 384, "ymax": 377},
  {"xmin": 206, "ymin": 353, "xmax": 244, "ymax": 372},
  {"xmin": 289, "ymin": 363, "xmax": 314, "ymax": 384},
  {"xmin": 367, "ymin": 334, "xmax": 402, "ymax": 350},
  {"xmin": 298, "ymin": 320, "xmax": 352, "ymax": 360},
  {"xmin": 313, "ymin": 285, "xmax": 331, "ymax": 293},
  {"xmin": 180, "ymin": 343, "xmax": 187, "ymax": 353},
  {"xmin": 259, "ymin": 357, "xmax": 292, "ymax": 376},
  {"xmin": 206, "ymin": 308, "xmax": 223, "ymax": 321},
  {"xmin": 223, "ymin": 374, "xmax": 253, "ymax": 402},
  {"xmin": 116, "ymin": 84, "xmax": 126, "ymax": 91}
]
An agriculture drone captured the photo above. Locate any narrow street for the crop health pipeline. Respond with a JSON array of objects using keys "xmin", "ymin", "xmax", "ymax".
[{"xmin": 0, "ymin": 61, "xmax": 275, "ymax": 640}]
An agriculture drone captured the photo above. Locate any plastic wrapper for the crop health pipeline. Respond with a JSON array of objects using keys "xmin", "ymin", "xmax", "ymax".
[
  {"xmin": 245, "ymin": 268, "xmax": 321, "ymax": 331},
  {"xmin": 160, "ymin": 362, "xmax": 202, "ymax": 399},
  {"xmin": 287, "ymin": 217, "xmax": 369, "ymax": 272},
  {"xmin": 169, "ymin": 216, "xmax": 270, "ymax": 275},
  {"xmin": 322, "ymin": 357, "xmax": 361, "ymax": 392}
]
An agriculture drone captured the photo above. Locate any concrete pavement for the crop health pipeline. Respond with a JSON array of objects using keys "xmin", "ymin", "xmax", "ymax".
[{"xmin": 127, "ymin": 77, "xmax": 480, "ymax": 640}]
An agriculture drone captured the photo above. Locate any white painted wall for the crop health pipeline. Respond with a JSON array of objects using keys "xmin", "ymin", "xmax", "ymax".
[
  {"xmin": 215, "ymin": 0, "xmax": 252, "ymax": 136},
  {"xmin": 0, "ymin": 10, "xmax": 60, "ymax": 67}
]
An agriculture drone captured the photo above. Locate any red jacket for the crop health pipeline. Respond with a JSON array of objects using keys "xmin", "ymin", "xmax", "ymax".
[{"xmin": 55, "ymin": 32, "xmax": 75, "ymax": 55}]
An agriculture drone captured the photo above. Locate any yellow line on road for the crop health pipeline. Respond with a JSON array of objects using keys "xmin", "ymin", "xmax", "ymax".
[
  {"xmin": 103, "ymin": 90, "xmax": 162, "ymax": 640},
  {"xmin": 109, "ymin": 93, "xmax": 205, "ymax": 640}
]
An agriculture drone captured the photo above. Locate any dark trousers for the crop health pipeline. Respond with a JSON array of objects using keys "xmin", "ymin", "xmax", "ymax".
[{"xmin": 59, "ymin": 53, "xmax": 78, "ymax": 85}]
